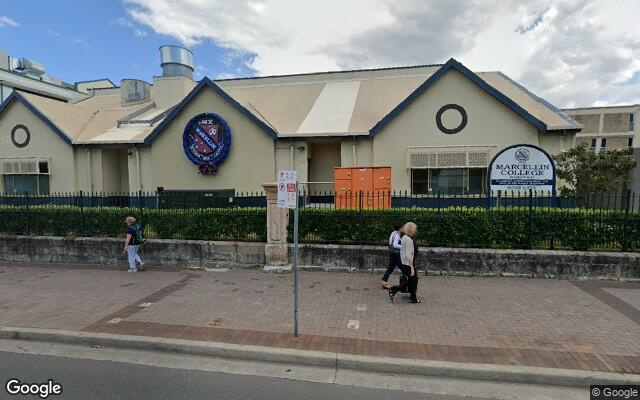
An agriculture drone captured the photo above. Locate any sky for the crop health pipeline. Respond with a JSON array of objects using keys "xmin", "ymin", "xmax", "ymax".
[{"xmin": 0, "ymin": 0, "xmax": 638, "ymax": 108}]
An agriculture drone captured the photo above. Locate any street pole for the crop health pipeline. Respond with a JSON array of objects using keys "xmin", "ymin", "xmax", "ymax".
[{"xmin": 293, "ymin": 181, "xmax": 299, "ymax": 337}]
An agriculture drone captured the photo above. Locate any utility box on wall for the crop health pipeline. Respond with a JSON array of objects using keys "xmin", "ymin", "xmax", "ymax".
[{"xmin": 334, "ymin": 166, "xmax": 391, "ymax": 209}]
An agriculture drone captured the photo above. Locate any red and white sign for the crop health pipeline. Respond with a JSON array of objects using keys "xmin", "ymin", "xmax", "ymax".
[{"xmin": 277, "ymin": 170, "xmax": 297, "ymax": 209}]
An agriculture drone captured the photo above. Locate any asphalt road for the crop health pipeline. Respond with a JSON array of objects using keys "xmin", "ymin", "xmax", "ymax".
[{"xmin": 0, "ymin": 351, "xmax": 486, "ymax": 400}]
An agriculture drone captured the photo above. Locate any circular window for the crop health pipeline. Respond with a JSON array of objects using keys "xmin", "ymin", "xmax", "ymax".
[
  {"xmin": 435, "ymin": 104, "xmax": 467, "ymax": 135},
  {"xmin": 11, "ymin": 124, "xmax": 31, "ymax": 148}
]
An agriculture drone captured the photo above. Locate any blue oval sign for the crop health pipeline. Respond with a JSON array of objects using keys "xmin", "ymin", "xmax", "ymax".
[{"xmin": 182, "ymin": 113, "xmax": 231, "ymax": 169}]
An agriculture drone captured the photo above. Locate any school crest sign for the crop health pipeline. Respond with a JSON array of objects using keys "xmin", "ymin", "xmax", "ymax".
[
  {"xmin": 488, "ymin": 144, "xmax": 555, "ymax": 193},
  {"xmin": 182, "ymin": 113, "xmax": 231, "ymax": 175}
]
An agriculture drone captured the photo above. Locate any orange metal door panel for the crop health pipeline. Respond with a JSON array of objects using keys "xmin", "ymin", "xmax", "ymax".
[
  {"xmin": 334, "ymin": 179, "xmax": 352, "ymax": 209},
  {"xmin": 352, "ymin": 168, "xmax": 373, "ymax": 208},
  {"xmin": 352, "ymin": 168, "xmax": 373, "ymax": 192},
  {"xmin": 372, "ymin": 190, "xmax": 392, "ymax": 208},
  {"xmin": 373, "ymin": 167, "xmax": 391, "ymax": 190},
  {"xmin": 334, "ymin": 167, "xmax": 352, "ymax": 181}
]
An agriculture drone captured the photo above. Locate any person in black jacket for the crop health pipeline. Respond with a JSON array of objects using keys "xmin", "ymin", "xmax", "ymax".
[{"xmin": 381, "ymin": 222, "xmax": 403, "ymax": 289}]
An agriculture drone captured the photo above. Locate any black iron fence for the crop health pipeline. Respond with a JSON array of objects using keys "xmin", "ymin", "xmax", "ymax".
[
  {"xmin": 291, "ymin": 190, "xmax": 640, "ymax": 251},
  {"xmin": 1, "ymin": 190, "xmax": 639, "ymax": 251},
  {"xmin": 0, "ymin": 191, "xmax": 266, "ymax": 241},
  {"xmin": 0, "ymin": 191, "xmax": 267, "ymax": 209}
]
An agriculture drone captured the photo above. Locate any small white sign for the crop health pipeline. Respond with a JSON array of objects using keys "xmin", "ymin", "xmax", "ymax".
[
  {"xmin": 489, "ymin": 145, "xmax": 555, "ymax": 192},
  {"xmin": 277, "ymin": 170, "xmax": 297, "ymax": 209}
]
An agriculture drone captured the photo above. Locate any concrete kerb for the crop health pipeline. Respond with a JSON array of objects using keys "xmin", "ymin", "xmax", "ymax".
[{"xmin": 1, "ymin": 326, "xmax": 639, "ymax": 388}]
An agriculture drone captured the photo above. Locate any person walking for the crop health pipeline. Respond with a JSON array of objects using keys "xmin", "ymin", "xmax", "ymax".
[
  {"xmin": 388, "ymin": 222, "xmax": 420, "ymax": 303},
  {"xmin": 123, "ymin": 216, "xmax": 144, "ymax": 273},
  {"xmin": 381, "ymin": 222, "xmax": 403, "ymax": 289}
]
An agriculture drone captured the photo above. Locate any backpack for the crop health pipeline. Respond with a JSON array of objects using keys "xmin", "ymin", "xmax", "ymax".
[{"xmin": 131, "ymin": 224, "xmax": 145, "ymax": 245}]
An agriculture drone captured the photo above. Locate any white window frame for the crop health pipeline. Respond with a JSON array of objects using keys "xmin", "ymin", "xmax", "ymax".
[{"xmin": 1, "ymin": 157, "xmax": 51, "ymax": 195}]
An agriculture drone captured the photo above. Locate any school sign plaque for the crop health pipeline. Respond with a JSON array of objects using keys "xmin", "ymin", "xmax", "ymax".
[{"xmin": 488, "ymin": 144, "xmax": 555, "ymax": 193}]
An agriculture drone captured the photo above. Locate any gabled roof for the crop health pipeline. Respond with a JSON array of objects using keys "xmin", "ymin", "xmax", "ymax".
[
  {"xmin": 0, "ymin": 91, "xmax": 73, "ymax": 145},
  {"xmin": 217, "ymin": 60, "xmax": 580, "ymax": 137},
  {"xmin": 144, "ymin": 77, "xmax": 278, "ymax": 144},
  {"xmin": 369, "ymin": 58, "xmax": 576, "ymax": 136}
]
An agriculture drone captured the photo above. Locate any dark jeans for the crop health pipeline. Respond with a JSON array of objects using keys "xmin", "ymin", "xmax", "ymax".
[
  {"xmin": 382, "ymin": 252, "xmax": 402, "ymax": 282},
  {"xmin": 390, "ymin": 264, "xmax": 418, "ymax": 301}
]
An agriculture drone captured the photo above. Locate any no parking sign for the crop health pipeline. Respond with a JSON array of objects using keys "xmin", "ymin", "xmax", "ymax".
[{"xmin": 277, "ymin": 170, "xmax": 297, "ymax": 209}]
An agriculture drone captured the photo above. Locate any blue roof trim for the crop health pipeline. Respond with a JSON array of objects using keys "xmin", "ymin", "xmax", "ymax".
[
  {"xmin": 144, "ymin": 77, "xmax": 278, "ymax": 144},
  {"xmin": 369, "ymin": 58, "xmax": 549, "ymax": 136},
  {"xmin": 0, "ymin": 91, "xmax": 73, "ymax": 146}
]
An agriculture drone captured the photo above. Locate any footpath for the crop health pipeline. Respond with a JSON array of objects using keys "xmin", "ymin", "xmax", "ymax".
[{"xmin": 0, "ymin": 261, "xmax": 639, "ymax": 386}]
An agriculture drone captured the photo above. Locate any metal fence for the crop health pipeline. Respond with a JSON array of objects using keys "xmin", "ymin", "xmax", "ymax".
[
  {"xmin": 292, "ymin": 190, "xmax": 640, "ymax": 251},
  {"xmin": 1, "ymin": 190, "xmax": 639, "ymax": 251},
  {"xmin": 0, "ymin": 191, "xmax": 267, "ymax": 242},
  {"xmin": 0, "ymin": 191, "xmax": 266, "ymax": 209}
]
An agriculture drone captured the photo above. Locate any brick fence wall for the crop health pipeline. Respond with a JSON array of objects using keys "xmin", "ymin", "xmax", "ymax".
[{"xmin": 0, "ymin": 236, "xmax": 638, "ymax": 280}]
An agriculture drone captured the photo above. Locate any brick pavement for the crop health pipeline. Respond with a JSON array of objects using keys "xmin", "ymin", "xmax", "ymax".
[{"xmin": 1, "ymin": 262, "xmax": 639, "ymax": 374}]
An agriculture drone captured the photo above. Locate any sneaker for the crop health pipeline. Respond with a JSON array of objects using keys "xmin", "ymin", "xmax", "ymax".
[{"xmin": 128, "ymin": 268, "xmax": 138, "ymax": 273}]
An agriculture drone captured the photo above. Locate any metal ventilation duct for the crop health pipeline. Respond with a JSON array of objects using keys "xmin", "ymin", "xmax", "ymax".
[
  {"xmin": 14, "ymin": 57, "xmax": 46, "ymax": 76},
  {"xmin": 121, "ymin": 79, "xmax": 151, "ymax": 106},
  {"xmin": 159, "ymin": 45, "xmax": 194, "ymax": 79}
]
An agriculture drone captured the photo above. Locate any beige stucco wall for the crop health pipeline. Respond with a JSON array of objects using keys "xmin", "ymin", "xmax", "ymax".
[
  {"xmin": 275, "ymin": 140, "xmax": 308, "ymax": 186},
  {"xmin": 372, "ymin": 69, "xmax": 553, "ymax": 192},
  {"xmin": 149, "ymin": 87, "xmax": 276, "ymax": 192},
  {"xmin": 152, "ymin": 76, "xmax": 197, "ymax": 110},
  {"xmin": 340, "ymin": 139, "xmax": 373, "ymax": 167},
  {"xmin": 538, "ymin": 132, "xmax": 574, "ymax": 156},
  {"xmin": 74, "ymin": 147, "xmax": 109, "ymax": 192},
  {"xmin": 0, "ymin": 100, "xmax": 76, "ymax": 193},
  {"xmin": 101, "ymin": 149, "xmax": 120, "ymax": 193}
]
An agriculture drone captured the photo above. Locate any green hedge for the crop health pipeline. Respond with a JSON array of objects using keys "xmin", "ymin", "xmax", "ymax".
[
  {"xmin": 0, "ymin": 206, "xmax": 267, "ymax": 242},
  {"xmin": 2, "ymin": 205, "xmax": 639, "ymax": 251},
  {"xmin": 289, "ymin": 208, "xmax": 640, "ymax": 251}
]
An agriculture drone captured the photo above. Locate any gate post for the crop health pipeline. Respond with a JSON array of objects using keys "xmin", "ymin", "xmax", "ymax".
[{"xmin": 262, "ymin": 183, "xmax": 290, "ymax": 270}]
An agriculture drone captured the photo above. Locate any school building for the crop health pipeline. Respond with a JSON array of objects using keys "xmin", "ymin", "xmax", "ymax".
[{"xmin": 0, "ymin": 45, "xmax": 582, "ymax": 196}]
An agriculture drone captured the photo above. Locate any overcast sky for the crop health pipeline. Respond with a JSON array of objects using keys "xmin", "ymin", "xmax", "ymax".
[
  {"xmin": 126, "ymin": 0, "xmax": 640, "ymax": 108},
  {"xmin": 1, "ymin": 0, "xmax": 638, "ymax": 108}
]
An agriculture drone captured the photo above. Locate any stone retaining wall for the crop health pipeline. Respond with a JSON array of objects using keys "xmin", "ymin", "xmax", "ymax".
[
  {"xmin": 294, "ymin": 243, "xmax": 640, "ymax": 279},
  {"xmin": 0, "ymin": 236, "xmax": 265, "ymax": 269},
  {"xmin": 0, "ymin": 236, "xmax": 638, "ymax": 280}
]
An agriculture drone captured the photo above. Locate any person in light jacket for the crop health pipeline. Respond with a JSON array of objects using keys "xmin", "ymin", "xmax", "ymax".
[{"xmin": 388, "ymin": 222, "xmax": 420, "ymax": 303}]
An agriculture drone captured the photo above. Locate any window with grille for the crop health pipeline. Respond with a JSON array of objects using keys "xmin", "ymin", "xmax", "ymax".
[
  {"xmin": 1, "ymin": 158, "xmax": 51, "ymax": 195},
  {"xmin": 407, "ymin": 146, "xmax": 494, "ymax": 169}
]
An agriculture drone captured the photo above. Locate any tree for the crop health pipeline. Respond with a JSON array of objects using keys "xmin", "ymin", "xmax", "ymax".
[{"xmin": 553, "ymin": 143, "xmax": 635, "ymax": 195}]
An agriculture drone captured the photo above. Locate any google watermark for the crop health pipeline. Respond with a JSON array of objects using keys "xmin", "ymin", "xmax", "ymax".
[
  {"xmin": 591, "ymin": 385, "xmax": 640, "ymax": 400},
  {"xmin": 5, "ymin": 379, "xmax": 63, "ymax": 399}
]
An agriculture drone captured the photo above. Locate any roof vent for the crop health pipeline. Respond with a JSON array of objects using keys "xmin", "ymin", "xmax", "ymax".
[
  {"xmin": 159, "ymin": 45, "xmax": 194, "ymax": 79},
  {"xmin": 121, "ymin": 79, "xmax": 151, "ymax": 106},
  {"xmin": 14, "ymin": 57, "xmax": 45, "ymax": 77}
]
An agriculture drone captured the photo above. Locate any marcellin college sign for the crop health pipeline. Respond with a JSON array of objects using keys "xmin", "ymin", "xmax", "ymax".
[{"xmin": 488, "ymin": 144, "xmax": 556, "ymax": 193}]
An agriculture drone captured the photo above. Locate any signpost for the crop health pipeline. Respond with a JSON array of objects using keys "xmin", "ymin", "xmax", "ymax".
[
  {"xmin": 488, "ymin": 144, "xmax": 556, "ymax": 195},
  {"xmin": 277, "ymin": 170, "xmax": 299, "ymax": 337}
]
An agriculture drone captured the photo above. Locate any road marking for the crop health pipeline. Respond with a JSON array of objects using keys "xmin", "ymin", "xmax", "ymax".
[
  {"xmin": 107, "ymin": 318, "xmax": 122, "ymax": 324},
  {"xmin": 347, "ymin": 320, "xmax": 359, "ymax": 329},
  {"xmin": 139, "ymin": 302, "xmax": 153, "ymax": 307}
]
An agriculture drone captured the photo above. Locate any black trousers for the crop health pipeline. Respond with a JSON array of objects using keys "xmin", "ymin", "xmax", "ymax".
[
  {"xmin": 382, "ymin": 252, "xmax": 402, "ymax": 282},
  {"xmin": 390, "ymin": 265, "xmax": 418, "ymax": 301}
]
